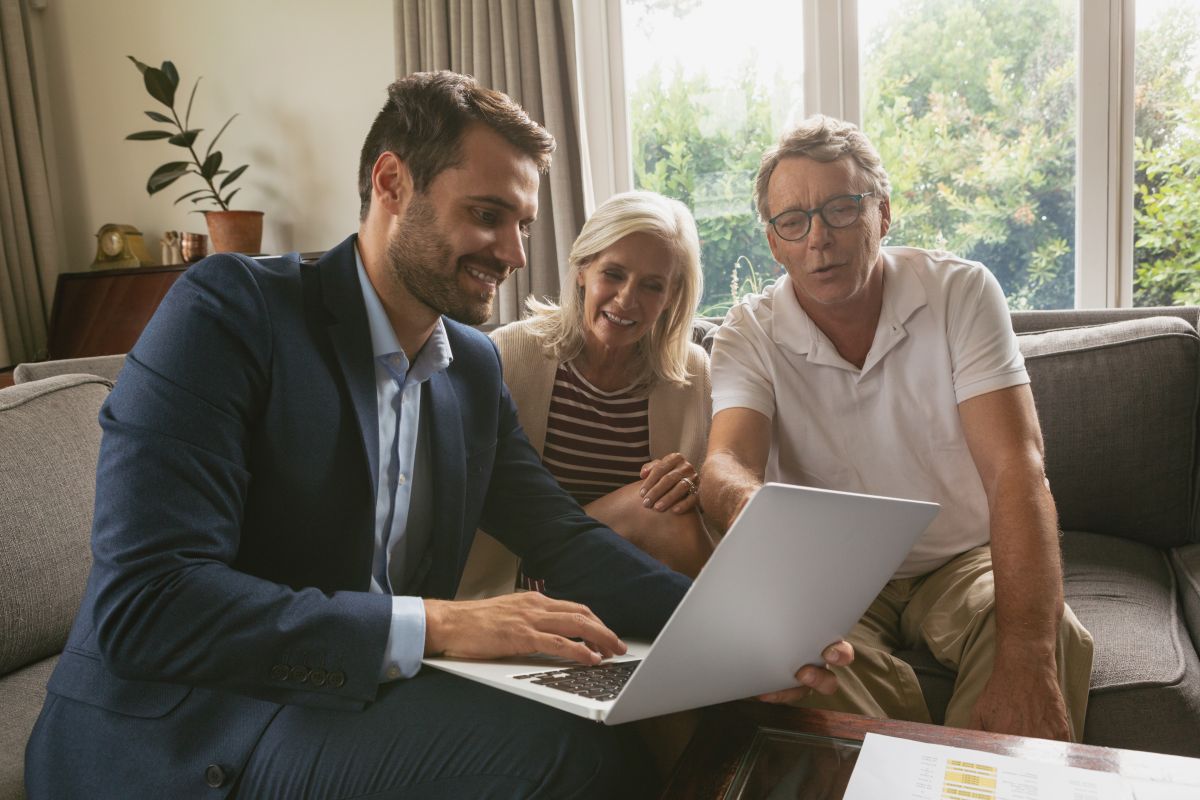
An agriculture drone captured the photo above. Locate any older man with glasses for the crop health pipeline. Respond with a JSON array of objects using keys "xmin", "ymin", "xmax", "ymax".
[{"xmin": 699, "ymin": 115, "xmax": 1094, "ymax": 743}]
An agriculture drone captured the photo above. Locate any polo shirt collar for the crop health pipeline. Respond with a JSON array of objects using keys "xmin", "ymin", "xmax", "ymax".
[
  {"xmin": 769, "ymin": 248, "xmax": 928, "ymax": 369},
  {"xmin": 878, "ymin": 248, "xmax": 928, "ymax": 331}
]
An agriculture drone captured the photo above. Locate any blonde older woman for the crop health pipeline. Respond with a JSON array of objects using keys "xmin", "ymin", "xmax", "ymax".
[{"xmin": 458, "ymin": 191, "xmax": 713, "ymax": 597}]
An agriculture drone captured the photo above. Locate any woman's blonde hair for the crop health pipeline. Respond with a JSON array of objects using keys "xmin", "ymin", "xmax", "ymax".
[{"xmin": 524, "ymin": 190, "xmax": 703, "ymax": 389}]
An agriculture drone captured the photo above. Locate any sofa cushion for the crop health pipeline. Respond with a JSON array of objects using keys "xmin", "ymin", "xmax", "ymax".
[
  {"xmin": 1019, "ymin": 317, "xmax": 1200, "ymax": 549},
  {"xmin": 1174, "ymin": 543, "xmax": 1200, "ymax": 653},
  {"xmin": 0, "ymin": 375, "xmax": 110, "ymax": 676},
  {"xmin": 888, "ymin": 529, "xmax": 1200, "ymax": 752},
  {"xmin": 1062, "ymin": 530, "xmax": 1200, "ymax": 755},
  {"xmin": 0, "ymin": 655, "xmax": 57, "ymax": 799}
]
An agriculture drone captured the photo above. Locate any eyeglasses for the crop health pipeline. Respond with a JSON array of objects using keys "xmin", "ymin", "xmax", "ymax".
[{"xmin": 767, "ymin": 192, "xmax": 875, "ymax": 242}]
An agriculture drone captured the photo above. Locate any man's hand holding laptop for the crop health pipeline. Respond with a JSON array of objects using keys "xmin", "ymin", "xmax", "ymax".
[{"xmin": 758, "ymin": 640, "xmax": 856, "ymax": 703}]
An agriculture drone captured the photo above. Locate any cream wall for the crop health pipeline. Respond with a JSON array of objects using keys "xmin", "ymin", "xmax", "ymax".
[{"xmin": 42, "ymin": 0, "xmax": 394, "ymax": 270}]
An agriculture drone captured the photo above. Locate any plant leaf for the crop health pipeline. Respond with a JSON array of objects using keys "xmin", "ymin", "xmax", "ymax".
[
  {"xmin": 127, "ymin": 55, "xmax": 150, "ymax": 75},
  {"xmin": 127, "ymin": 130, "xmax": 173, "ymax": 140},
  {"xmin": 168, "ymin": 129, "xmax": 201, "ymax": 148},
  {"xmin": 191, "ymin": 193, "xmax": 219, "ymax": 204},
  {"xmin": 161, "ymin": 60, "xmax": 179, "ymax": 88},
  {"xmin": 173, "ymin": 188, "xmax": 206, "ymax": 205},
  {"xmin": 146, "ymin": 162, "xmax": 190, "ymax": 194},
  {"xmin": 143, "ymin": 66, "xmax": 176, "ymax": 108},
  {"xmin": 201, "ymin": 151, "xmax": 223, "ymax": 180},
  {"xmin": 148, "ymin": 161, "xmax": 190, "ymax": 179},
  {"xmin": 144, "ymin": 110, "xmax": 172, "ymax": 123},
  {"xmin": 220, "ymin": 164, "xmax": 248, "ymax": 189},
  {"xmin": 206, "ymin": 114, "xmax": 238, "ymax": 158},
  {"xmin": 222, "ymin": 188, "xmax": 241, "ymax": 207},
  {"xmin": 185, "ymin": 77, "xmax": 201, "ymax": 128}
]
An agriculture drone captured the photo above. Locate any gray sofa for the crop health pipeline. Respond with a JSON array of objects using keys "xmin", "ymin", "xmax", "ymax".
[
  {"xmin": 3, "ymin": 309, "xmax": 1200, "ymax": 797},
  {"xmin": 1, "ymin": 374, "xmax": 112, "ymax": 800}
]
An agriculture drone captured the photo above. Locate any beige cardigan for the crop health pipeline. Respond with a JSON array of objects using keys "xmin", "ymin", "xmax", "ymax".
[{"xmin": 456, "ymin": 318, "xmax": 712, "ymax": 599}]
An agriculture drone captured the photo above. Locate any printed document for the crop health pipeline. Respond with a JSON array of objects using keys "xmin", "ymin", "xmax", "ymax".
[{"xmin": 843, "ymin": 733, "xmax": 1131, "ymax": 800}]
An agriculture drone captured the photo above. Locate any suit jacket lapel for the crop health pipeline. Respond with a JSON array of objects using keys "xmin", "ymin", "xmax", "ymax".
[
  {"xmin": 315, "ymin": 235, "xmax": 380, "ymax": 496},
  {"xmin": 313, "ymin": 237, "xmax": 469, "ymax": 598},
  {"xmin": 424, "ymin": 370, "xmax": 466, "ymax": 598}
]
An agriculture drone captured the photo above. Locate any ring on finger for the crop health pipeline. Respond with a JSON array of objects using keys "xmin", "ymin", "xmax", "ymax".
[{"xmin": 680, "ymin": 476, "xmax": 699, "ymax": 495}]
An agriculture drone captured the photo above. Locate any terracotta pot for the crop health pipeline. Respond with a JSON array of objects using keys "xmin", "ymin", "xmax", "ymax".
[{"xmin": 205, "ymin": 210, "xmax": 264, "ymax": 254}]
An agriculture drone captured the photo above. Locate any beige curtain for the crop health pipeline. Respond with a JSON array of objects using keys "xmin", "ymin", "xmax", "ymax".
[
  {"xmin": 0, "ymin": 0, "xmax": 60, "ymax": 365},
  {"xmin": 394, "ymin": 0, "xmax": 588, "ymax": 324}
]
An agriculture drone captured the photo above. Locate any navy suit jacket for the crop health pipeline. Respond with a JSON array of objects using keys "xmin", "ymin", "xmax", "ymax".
[{"xmin": 25, "ymin": 235, "xmax": 690, "ymax": 797}]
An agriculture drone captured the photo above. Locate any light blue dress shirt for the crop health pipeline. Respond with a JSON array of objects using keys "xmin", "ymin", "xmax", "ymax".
[{"xmin": 354, "ymin": 247, "xmax": 453, "ymax": 681}]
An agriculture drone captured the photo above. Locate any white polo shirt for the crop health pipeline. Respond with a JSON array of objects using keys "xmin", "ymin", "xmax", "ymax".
[{"xmin": 711, "ymin": 247, "xmax": 1028, "ymax": 578}]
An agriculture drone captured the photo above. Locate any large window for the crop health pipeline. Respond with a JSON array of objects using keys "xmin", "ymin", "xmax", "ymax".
[{"xmin": 591, "ymin": 0, "xmax": 1199, "ymax": 309}]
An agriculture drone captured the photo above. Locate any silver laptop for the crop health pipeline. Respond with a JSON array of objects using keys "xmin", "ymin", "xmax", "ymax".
[{"xmin": 423, "ymin": 482, "xmax": 939, "ymax": 725}]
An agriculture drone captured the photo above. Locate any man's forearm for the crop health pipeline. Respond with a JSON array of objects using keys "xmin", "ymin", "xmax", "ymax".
[
  {"xmin": 988, "ymin": 465, "xmax": 1064, "ymax": 666},
  {"xmin": 699, "ymin": 450, "xmax": 762, "ymax": 531}
]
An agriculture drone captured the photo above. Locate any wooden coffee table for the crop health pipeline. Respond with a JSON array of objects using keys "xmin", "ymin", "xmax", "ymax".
[{"xmin": 662, "ymin": 701, "xmax": 1200, "ymax": 798}]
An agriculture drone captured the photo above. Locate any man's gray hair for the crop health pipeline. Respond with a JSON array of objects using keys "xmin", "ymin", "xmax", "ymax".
[{"xmin": 754, "ymin": 115, "xmax": 892, "ymax": 222}]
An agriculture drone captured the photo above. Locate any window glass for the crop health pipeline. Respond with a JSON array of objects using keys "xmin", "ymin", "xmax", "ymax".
[
  {"xmin": 1133, "ymin": 1, "xmax": 1200, "ymax": 307},
  {"xmin": 622, "ymin": 0, "xmax": 803, "ymax": 314},
  {"xmin": 858, "ymin": 0, "xmax": 1079, "ymax": 310}
]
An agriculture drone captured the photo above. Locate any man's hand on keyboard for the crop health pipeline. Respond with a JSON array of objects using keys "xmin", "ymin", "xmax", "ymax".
[
  {"xmin": 423, "ymin": 593, "xmax": 627, "ymax": 665},
  {"xmin": 756, "ymin": 640, "xmax": 855, "ymax": 703}
]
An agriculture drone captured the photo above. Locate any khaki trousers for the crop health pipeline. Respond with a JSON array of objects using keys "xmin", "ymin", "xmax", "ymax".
[{"xmin": 796, "ymin": 545, "xmax": 1094, "ymax": 742}]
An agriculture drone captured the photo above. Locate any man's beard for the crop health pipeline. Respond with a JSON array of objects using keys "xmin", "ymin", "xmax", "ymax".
[{"xmin": 386, "ymin": 195, "xmax": 496, "ymax": 325}]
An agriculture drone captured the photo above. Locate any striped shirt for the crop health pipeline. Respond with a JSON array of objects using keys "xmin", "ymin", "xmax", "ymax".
[
  {"xmin": 518, "ymin": 361, "xmax": 649, "ymax": 593},
  {"xmin": 542, "ymin": 360, "xmax": 650, "ymax": 505}
]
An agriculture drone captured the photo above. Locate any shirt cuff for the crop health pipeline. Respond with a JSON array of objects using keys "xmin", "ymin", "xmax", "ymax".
[{"xmin": 379, "ymin": 595, "xmax": 426, "ymax": 682}]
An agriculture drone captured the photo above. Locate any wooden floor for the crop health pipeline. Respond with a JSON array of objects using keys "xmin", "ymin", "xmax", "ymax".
[{"xmin": 1, "ymin": 369, "xmax": 14, "ymax": 389}]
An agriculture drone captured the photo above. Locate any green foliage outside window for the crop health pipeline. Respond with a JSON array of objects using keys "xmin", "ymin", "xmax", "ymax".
[
  {"xmin": 861, "ymin": 0, "xmax": 1076, "ymax": 310},
  {"xmin": 628, "ymin": 0, "xmax": 1200, "ymax": 311},
  {"xmin": 1135, "ymin": 110, "xmax": 1200, "ymax": 304},
  {"xmin": 1132, "ymin": 13, "xmax": 1200, "ymax": 306}
]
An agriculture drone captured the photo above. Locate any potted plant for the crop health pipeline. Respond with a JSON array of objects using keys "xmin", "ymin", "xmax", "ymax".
[{"xmin": 126, "ymin": 56, "xmax": 262, "ymax": 254}]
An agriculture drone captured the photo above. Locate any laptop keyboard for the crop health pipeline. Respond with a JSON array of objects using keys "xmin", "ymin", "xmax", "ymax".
[{"xmin": 512, "ymin": 660, "xmax": 641, "ymax": 701}]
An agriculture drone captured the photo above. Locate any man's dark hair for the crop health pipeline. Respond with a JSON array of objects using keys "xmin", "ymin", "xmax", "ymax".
[{"xmin": 357, "ymin": 71, "xmax": 556, "ymax": 219}]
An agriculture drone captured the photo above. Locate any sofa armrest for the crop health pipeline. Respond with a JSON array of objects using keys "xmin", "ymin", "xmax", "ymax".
[
  {"xmin": 1173, "ymin": 544, "xmax": 1200, "ymax": 652},
  {"xmin": 14, "ymin": 354, "xmax": 126, "ymax": 384},
  {"xmin": 1011, "ymin": 306, "xmax": 1200, "ymax": 335}
]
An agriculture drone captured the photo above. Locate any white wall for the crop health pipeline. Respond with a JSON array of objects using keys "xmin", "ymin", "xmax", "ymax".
[{"xmin": 41, "ymin": 0, "xmax": 394, "ymax": 270}]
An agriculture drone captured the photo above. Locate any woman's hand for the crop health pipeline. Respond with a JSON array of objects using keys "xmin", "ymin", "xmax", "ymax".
[{"xmin": 639, "ymin": 453, "xmax": 701, "ymax": 514}]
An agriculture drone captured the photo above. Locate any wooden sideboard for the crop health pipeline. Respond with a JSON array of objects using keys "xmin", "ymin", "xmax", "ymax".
[
  {"xmin": 36, "ymin": 253, "xmax": 325, "ymax": 364},
  {"xmin": 47, "ymin": 264, "xmax": 189, "ymax": 359}
]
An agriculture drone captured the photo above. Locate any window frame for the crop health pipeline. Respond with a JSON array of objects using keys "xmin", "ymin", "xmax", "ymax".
[{"xmin": 577, "ymin": 0, "xmax": 1142, "ymax": 309}]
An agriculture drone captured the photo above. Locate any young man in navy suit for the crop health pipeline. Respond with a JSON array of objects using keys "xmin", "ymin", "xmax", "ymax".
[{"xmin": 25, "ymin": 72, "xmax": 848, "ymax": 799}]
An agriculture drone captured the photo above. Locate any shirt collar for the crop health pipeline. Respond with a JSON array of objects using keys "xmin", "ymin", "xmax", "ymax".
[
  {"xmin": 354, "ymin": 244, "xmax": 453, "ymax": 385},
  {"xmin": 878, "ymin": 248, "xmax": 928, "ymax": 330},
  {"xmin": 770, "ymin": 248, "xmax": 928, "ymax": 357}
]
